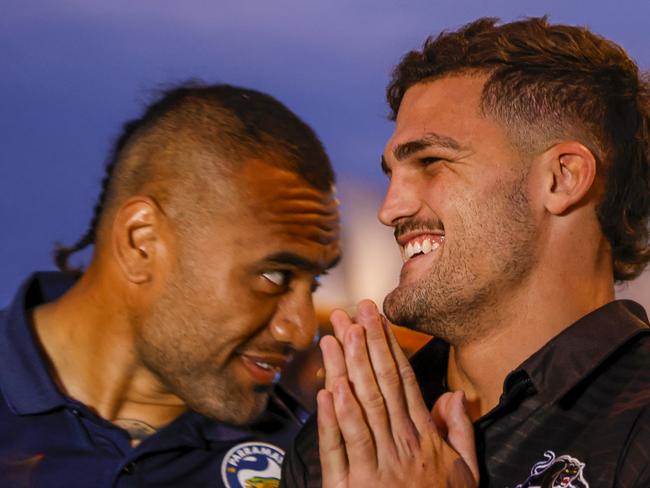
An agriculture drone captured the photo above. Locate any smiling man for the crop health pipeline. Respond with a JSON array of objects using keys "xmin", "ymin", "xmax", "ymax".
[
  {"xmin": 0, "ymin": 83, "xmax": 340, "ymax": 486},
  {"xmin": 282, "ymin": 17, "xmax": 650, "ymax": 487}
]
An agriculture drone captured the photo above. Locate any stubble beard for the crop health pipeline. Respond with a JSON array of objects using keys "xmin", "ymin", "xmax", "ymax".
[
  {"xmin": 383, "ymin": 172, "xmax": 537, "ymax": 346},
  {"xmin": 133, "ymin": 269, "xmax": 269, "ymax": 426},
  {"xmin": 139, "ymin": 337, "xmax": 269, "ymax": 426}
]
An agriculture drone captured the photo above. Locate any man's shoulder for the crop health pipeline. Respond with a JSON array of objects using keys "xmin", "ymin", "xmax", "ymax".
[
  {"xmin": 552, "ymin": 319, "xmax": 650, "ymax": 432},
  {"xmin": 600, "ymin": 330, "xmax": 650, "ymax": 415},
  {"xmin": 593, "ymin": 324, "xmax": 650, "ymax": 398}
]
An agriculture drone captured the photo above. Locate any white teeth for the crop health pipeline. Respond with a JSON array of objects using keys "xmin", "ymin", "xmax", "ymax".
[
  {"xmin": 255, "ymin": 361, "xmax": 272, "ymax": 370},
  {"xmin": 405, "ymin": 242, "xmax": 414, "ymax": 259},
  {"xmin": 402, "ymin": 237, "xmax": 442, "ymax": 261}
]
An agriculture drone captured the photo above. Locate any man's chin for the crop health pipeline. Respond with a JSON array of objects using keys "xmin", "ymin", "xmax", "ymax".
[
  {"xmin": 189, "ymin": 389, "xmax": 270, "ymax": 426},
  {"xmin": 383, "ymin": 287, "xmax": 433, "ymax": 334},
  {"xmin": 383, "ymin": 288, "xmax": 412, "ymax": 324}
]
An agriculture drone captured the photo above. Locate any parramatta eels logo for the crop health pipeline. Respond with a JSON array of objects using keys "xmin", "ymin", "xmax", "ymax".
[
  {"xmin": 221, "ymin": 441, "xmax": 285, "ymax": 488},
  {"xmin": 516, "ymin": 451, "xmax": 589, "ymax": 488}
]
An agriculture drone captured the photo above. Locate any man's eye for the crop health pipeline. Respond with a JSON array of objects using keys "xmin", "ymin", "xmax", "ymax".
[
  {"xmin": 420, "ymin": 156, "xmax": 443, "ymax": 165},
  {"xmin": 311, "ymin": 275, "xmax": 322, "ymax": 293},
  {"xmin": 262, "ymin": 270, "xmax": 290, "ymax": 287}
]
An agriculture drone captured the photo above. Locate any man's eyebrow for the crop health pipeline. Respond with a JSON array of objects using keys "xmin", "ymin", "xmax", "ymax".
[
  {"xmin": 393, "ymin": 132, "xmax": 465, "ymax": 161},
  {"xmin": 264, "ymin": 252, "xmax": 341, "ymax": 272}
]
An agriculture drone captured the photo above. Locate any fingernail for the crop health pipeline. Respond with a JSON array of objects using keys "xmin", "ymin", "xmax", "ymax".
[{"xmin": 358, "ymin": 300, "xmax": 378, "ymax": 317}]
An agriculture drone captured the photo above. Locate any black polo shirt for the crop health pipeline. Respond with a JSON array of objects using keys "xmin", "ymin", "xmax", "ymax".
[
  {"xmin": 281, "ymin": 300, "xmax": 650, "ymax": 487},
  {"xmin": 0, "ymin": 272, "xmax": 308, "ymax": 487}
]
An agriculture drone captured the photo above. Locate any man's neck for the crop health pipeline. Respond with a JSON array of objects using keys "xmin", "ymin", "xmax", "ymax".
[
  {"xmin": 31, "ymin": 268, "xmax": 187, "ymax": 438},
  {"xmin": 445, "ymin": 265, "xmax": 615, "ymax": 421}
]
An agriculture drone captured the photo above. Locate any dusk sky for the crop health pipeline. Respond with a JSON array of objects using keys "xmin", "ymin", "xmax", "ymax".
[{"xmin": 2, "ymin": 0, "xmax": 649, "ymax": 307}]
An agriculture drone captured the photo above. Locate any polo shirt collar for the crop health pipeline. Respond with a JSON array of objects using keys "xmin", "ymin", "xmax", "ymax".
[
  {"xmin": 408, "ymin": 300, "xmax": 649, "ymax": 409},
  {"xmin": 0, "ymin": 272, "xmax": 75, "ymax": 415},
  {"xmin": 517, "ymin": 299, "xmax": 650, "ymax": 405},
  {"xmin": 134, "ymin": 410, "xmax": 253, "ymax": 450}
]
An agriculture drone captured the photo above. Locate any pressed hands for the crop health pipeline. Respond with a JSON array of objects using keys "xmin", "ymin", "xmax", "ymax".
[{"xmin": 317, "ymin": 300, "xmax": 479, "ymax": 487}]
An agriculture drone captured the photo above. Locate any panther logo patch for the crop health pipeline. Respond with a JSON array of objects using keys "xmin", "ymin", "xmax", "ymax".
[
  {"xmin": 516, "ymin": 451, "xmax": 589, "ymax": 488},
  {"xmin": 220, "ymin": 441, "xmax": 284, "ymax": 488}
]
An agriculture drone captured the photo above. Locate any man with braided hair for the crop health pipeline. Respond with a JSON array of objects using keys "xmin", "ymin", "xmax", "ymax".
[
  {"xmin": 0, "ymin": 83, "xmax": 341, "ymax": 486},
  {"xmin": 282, "ymin": 17, "xmax": 650, "ymax": 487}
]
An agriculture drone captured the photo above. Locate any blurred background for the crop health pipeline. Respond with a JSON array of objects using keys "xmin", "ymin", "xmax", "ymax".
[{"xmin": 2, "ymin": 0, "xmax": 649, "ymax": 407}]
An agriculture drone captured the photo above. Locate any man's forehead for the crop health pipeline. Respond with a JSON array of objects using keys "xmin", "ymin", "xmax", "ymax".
[
  {"xmin": 233, "ymin": 159, "xmax": 340, "ymax": 250},
  {"xmin": 384, "ymin": 75, "xmax": 487, "ymax": 159},
  {"xmin": 237, "ymin": 159, "xmax": 337, "ymax": 209}
]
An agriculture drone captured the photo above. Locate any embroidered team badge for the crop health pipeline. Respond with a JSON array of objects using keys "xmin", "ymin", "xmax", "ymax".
[
  {"xmin": 516, "ymin": 451, "xmax": 589, "ymax": 488},
  {"xmin": 221, "ymin": 441, "xmax": 285, "ymax": 488}
]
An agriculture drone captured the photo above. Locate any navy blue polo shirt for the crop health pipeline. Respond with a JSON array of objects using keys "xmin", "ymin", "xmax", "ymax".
[{"xmin": 0, "ymin": 272, "xmax": 307, "ymax": 487}]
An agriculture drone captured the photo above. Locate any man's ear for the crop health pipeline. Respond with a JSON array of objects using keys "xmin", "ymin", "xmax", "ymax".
[
  {"xmin": 541, "ymin": 141, "xmax": 598, "ymax": 215},
  {"xmin": 112, "ymin": 197, "xmax": 168, "ymax": 284}
]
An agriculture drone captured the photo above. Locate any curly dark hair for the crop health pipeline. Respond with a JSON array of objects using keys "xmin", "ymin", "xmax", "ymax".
[{"xmin": 387, "ymin": 17, "xmax": 650, "ymax": 281}]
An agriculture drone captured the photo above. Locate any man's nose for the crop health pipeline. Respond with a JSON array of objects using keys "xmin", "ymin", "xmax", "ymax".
[
  {"xmin": 270, "ymin": 289, "xmax": 318, "ymax": 351},
  {"xmin": 378, "ymin": 170, "xmax": 421, "ymax": 226}
]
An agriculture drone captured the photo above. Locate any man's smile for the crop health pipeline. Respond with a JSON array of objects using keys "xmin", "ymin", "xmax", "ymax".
[
  {"xmin": 237, "ymin": 352, "xmax": 291, "ymax": 386},
  {"xmin": 396, "ymin": 230, "xmax": 445, "ymax": 263}
]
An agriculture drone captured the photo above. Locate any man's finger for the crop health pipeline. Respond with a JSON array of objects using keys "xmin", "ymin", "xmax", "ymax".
[
  {"xmin": 431, "ymin": 391, "xmax": 480, "ymax": 484},
  {"xmin": 332, "ymin": 377, "xmax": 378, "ymax": 470},
  {"xmin": 382, "ymin": 316, "xmax": 438, "ymax": 435},
  {"xmin": 342, "ymin": 323, "xmax": 395, "ymax": 453},
  {"xmin": 330, "ymin": 308, "xmax": 353, "ymax": 345},
  {"xmin": 320, "ymin": 335, "xmax": 347, "ymax": 391},
  {"xmin": 317, "ymin": 389, "xmax": 348, "ymax": 487},
  {"xmin": 355, "ymin": 301, "xmax": 420, "ymax": 457}
]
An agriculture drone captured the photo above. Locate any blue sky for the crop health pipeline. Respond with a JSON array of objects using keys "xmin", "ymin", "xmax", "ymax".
[{"xmin": 1, "ymin": 0, "xmax": 649, "ymax": 305}]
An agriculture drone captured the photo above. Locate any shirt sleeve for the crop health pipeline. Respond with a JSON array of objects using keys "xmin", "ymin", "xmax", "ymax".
[
  {"xmin": 281, "ymin": 413, "xmax": 322, "ymax": 488},
  {"xmin": 616, "ymin": 404, "xmax": 650, "ymax": 487}
]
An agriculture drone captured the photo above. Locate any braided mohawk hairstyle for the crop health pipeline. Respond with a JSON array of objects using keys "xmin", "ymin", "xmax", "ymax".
[
  {"xmin": 53, "ymin": 84, "xmax": 201, "ymax": 272},
  {"xmin": 55, "ymin": 82, "xmax": 334, "ymax": 272},
  {"xmin": 54, "ymin": 117, "xmax": 139, "ymax": 272}
]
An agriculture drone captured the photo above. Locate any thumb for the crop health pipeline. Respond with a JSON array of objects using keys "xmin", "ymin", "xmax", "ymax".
[{"xmin": 431, "ymin": 391, "xmax": 479, "ymax": 484}]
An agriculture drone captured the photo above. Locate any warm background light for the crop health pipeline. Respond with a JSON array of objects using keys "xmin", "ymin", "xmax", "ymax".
[{"xmin": 2, "ymin": 1, "xmax": 648, "ymax": 409}]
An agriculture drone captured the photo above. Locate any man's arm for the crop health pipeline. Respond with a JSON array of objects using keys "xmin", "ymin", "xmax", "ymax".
[{"xmin": 317, "ymin": 300, "xmax": 478, "ymax": 487}]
